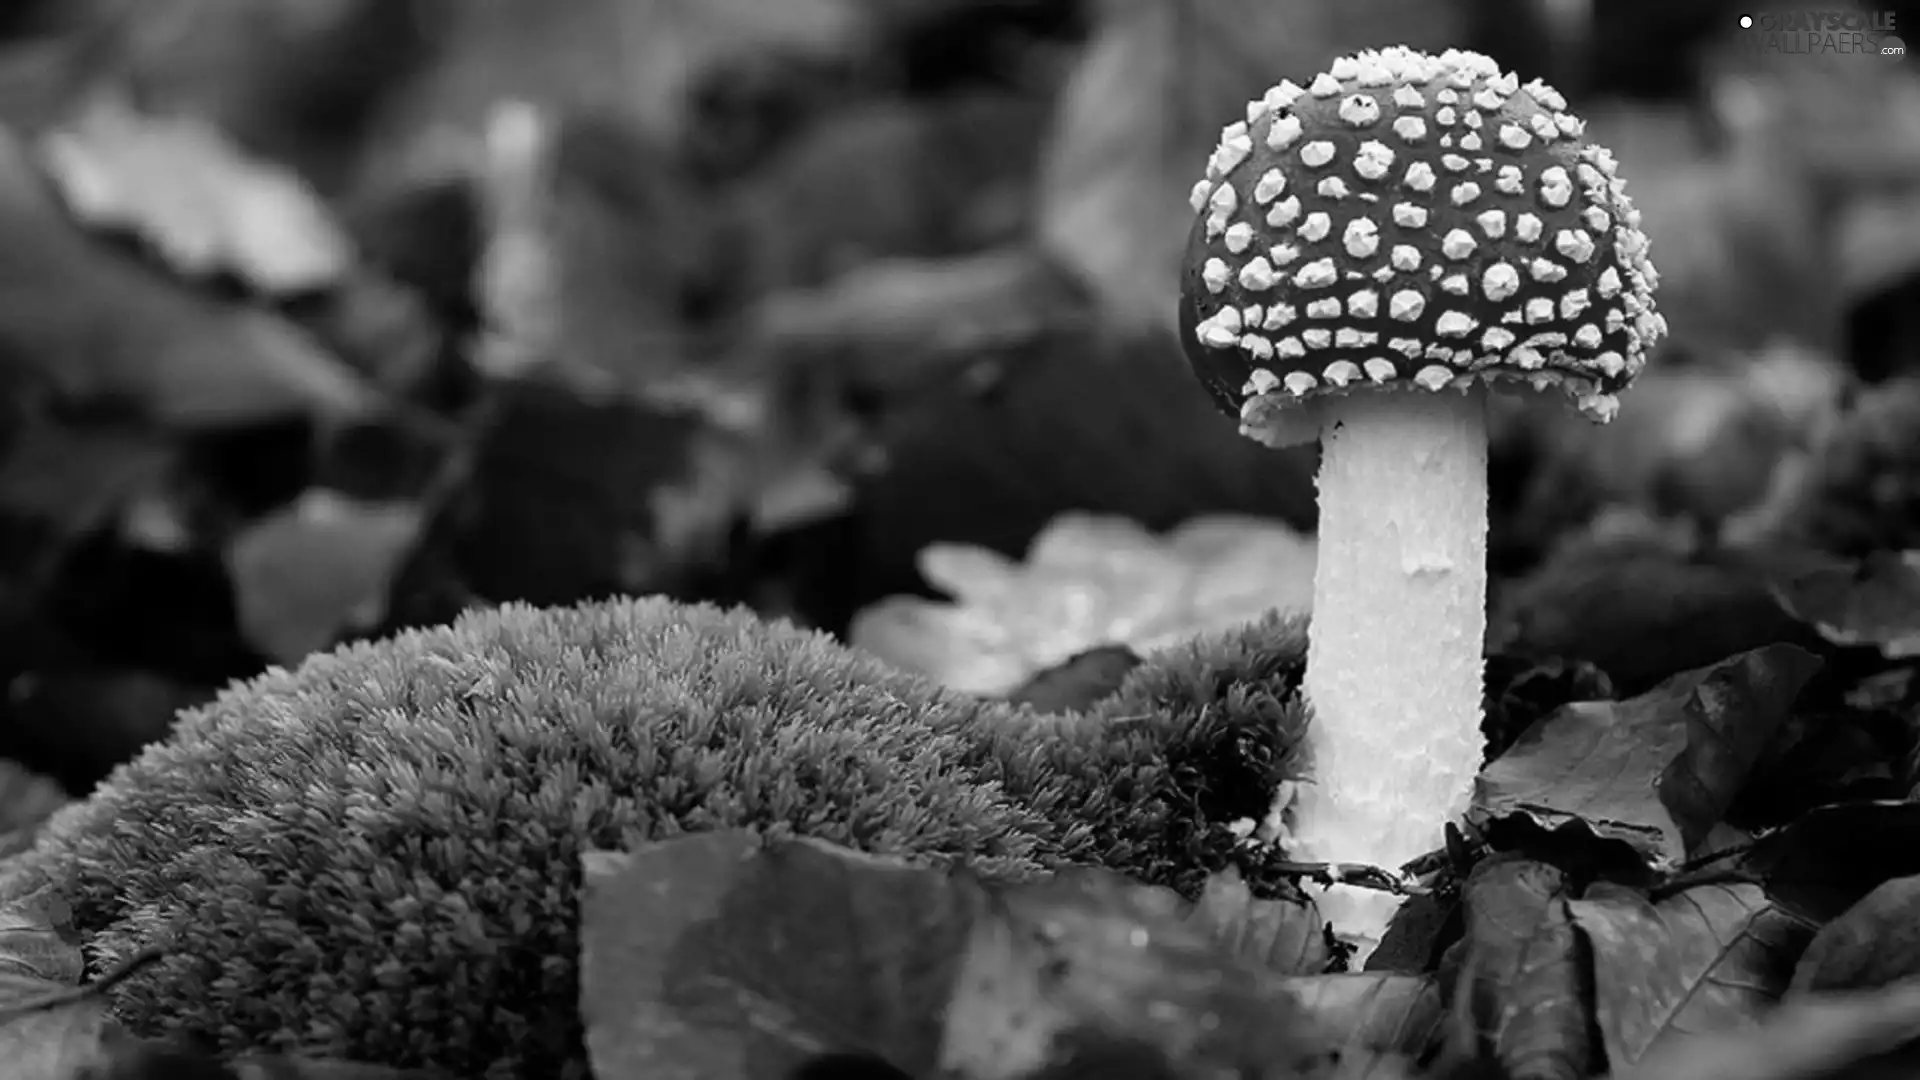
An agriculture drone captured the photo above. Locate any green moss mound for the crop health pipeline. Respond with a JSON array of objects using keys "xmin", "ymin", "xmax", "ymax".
[{"xmin": 1, "ymin": 598, "xmax": 1309, "ymax": 1079}]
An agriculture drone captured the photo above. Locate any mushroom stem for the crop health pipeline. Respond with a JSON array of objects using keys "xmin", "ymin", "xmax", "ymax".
[{"xmin": 1289, "ymin": 383, "xmax": 1490, "ymax": 960}]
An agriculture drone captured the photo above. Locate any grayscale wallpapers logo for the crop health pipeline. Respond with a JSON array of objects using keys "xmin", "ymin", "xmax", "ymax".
[{"xmin": 1736, "ymin": 10, "xmax": 1904, "ymax": 55}]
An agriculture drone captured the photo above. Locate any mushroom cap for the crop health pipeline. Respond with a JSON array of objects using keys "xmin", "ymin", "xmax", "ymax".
[{"xmin": 1177, "ymin": 47, "xmax": 1665, "ymax": 444}]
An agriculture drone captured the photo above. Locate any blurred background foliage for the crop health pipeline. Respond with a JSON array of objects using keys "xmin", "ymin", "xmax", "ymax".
[{"xmin": 5, "ymin": 0, "xmax": 1920, "ymax": 791}]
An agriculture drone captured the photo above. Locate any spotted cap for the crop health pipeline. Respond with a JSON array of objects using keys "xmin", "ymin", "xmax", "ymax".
[{"xmin": 1177, "ymin": 47, "xmax": 1665, "ymax": 444}]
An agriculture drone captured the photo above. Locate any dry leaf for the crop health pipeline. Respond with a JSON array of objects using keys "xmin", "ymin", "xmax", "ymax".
[
  {"xmin": 40, "ymin": 93, "xmax": 353, "ymax": 293},
  {"xmin": 1613, "ymin": 979, "xmax": 1920, "ymax": 1080},
  {"xmin": 224, "ymin": 489, "xmax": 426, "ymax": 663},
  {"xmin": 0, "ymin": 124, "xmax": 377, "ymax": 427},
  {"xmin": 0, "ymin": 901, "xmax": 112, "ymax": 1080},
  {"xmin": 850, "ymin": 512, "xmax": 1313, "ymax": 696}
]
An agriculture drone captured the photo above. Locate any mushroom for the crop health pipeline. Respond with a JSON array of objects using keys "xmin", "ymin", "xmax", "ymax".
[{"xmin": 1176, "ymin": 47, "xmax": 1665, "ymax": 958}]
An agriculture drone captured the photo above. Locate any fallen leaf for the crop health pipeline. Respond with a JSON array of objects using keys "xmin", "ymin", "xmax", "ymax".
[
  {"xmin": 580, "ymin": 832, "xmax": 1343, "ymax": 1080},
  {"xmin": 1480, "ymin": 653, "xmax": 1617, "ymax": 764},
  {"xmin": 1469, "ymin": 645, "xmax": 1823, "ymax": 872},
  {"xmin": 1739, "ymin": 800, "xmax": 1920, "ymax": 923},
  {"xmin": 940, "ymin": 868, "xmax": 1327, "ymax": 1080},
  {"xmin": 1033, "ymin": 0, "xmax": 1458, "ymax": 331},
  {"xmin": 1184, "ymin": 867, "xmax": 1329, "ymax": 977},
  {"xmin": 1791, "ymin": 874, "xmax": 1920, "ymax": 994},
  {"xmin": 1276, "ymin": 972, "xmax": 1443, "ymax": 1061},
  {"xmin": 1453, "ymin": 856, "xmax": 1591, "ymax": 1080},
  {"xmin": 1693, "ymin": 823, "xmax": 1756, "ymax": 865},
  {"xmin": 1372, "ymin": 890, "xmax": 1456, "ymax": 976},
  {"xmin": 224, "ymin": 488, "xmax": 426, "ymax": 663},
  {"xmin": 850, "ymin": 512, "xmax": 1314, "ymax": 696},
  {"xmin": 0, "ymin": 901, "xmax": 82, "ymax": 986},
  {"xmin": 0, "ymin": 125, "xmax": 379, "ymax": 428},
  {"xmin": 844, "ymin": 597, "xmax": 1035, "ymax": 699},
  {"xmin": 1846, "ymin": 668, "xmax": 1918, "ymax": 713},
  {"xmin": 579, "ymin": 832, "xmax": 974, "ymax": 1080},
  {"xmin": 0, "ymin": 899, "xmax": 111, "ymax": 1080},
  {"xmin": 1569, "ymin": 882, "xmax": 1812, "ymax": 1070},
  {"xmin": 1612, "ymin": 978, "xmax": 1920, "ymax": 1080},
  {"xmin": 1764, "ymin": 550, "xmax": 1920, "ymax": 659},
  {"xmin": 39, "ymin": 93, "xmax": 353, "ymax": 294},
  {"xmin": 1005, "ymin": 645, "xmax": 1143, "ymax": 715}
]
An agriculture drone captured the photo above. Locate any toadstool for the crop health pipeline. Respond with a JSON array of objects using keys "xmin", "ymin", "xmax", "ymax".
[{"xmin": 1176, "ymin": 46, "xmax": 1665, "ymax": 957}]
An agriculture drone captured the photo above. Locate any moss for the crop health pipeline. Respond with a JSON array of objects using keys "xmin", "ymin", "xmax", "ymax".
[{"xmin": 0, "ymin": 599, "xmax": 1308, "ymax": 1080}]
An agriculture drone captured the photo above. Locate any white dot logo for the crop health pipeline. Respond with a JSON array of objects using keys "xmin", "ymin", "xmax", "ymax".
[{"xmin": 1739, "ymin": 14, "xmax": 1754, "ymax": 27}]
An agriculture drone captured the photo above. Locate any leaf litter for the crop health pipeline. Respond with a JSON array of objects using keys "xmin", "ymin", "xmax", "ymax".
[
  {"xmin": 1469, "ymin": 644, "xmax": 1824, "ymax": 871},
  {"xmin": 1450, "ymin": 856, "xmax": 1590, "ymax": 1080},
  {"xmin": 1761, "ymin": 550, "xmax": 1920, "ymax": 660},
  {"xmin": 570, "ymin": 793, "xmax": 1920, "ymax": 1079},
  {"xmin": 38, "ymin": 92, "xmax": 354, "ymax": 294},
  {"xmin": 1570, "ymin": 883, "xmax": 1809, "ymax": 1070},
  {"xmin": 0, "ymin": 120, "xmax": 378, "ymax": 429},
  {"xmin": 579, "ymin": 831, "xmax": 1447, "ymax": 1080}
]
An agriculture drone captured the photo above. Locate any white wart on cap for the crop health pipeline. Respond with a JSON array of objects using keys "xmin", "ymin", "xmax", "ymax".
[{"xmin": 1176, "ymin": 46, "xmax": 1666, "ymax": 445}]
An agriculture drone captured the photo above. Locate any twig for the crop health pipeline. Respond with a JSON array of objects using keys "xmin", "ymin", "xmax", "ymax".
[
  {"xmin": 1265, "ymin": 860, "xmax": 1429, "ymax": 897},
  {"xmin": 0, "ymin": 945, "xmax": 167, "ymax": 1020}
]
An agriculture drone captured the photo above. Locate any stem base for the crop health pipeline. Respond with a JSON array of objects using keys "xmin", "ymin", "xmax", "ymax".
[{"xmin": 1288, "ymin": 386, "xmax": 1489, "ymax": 959}]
